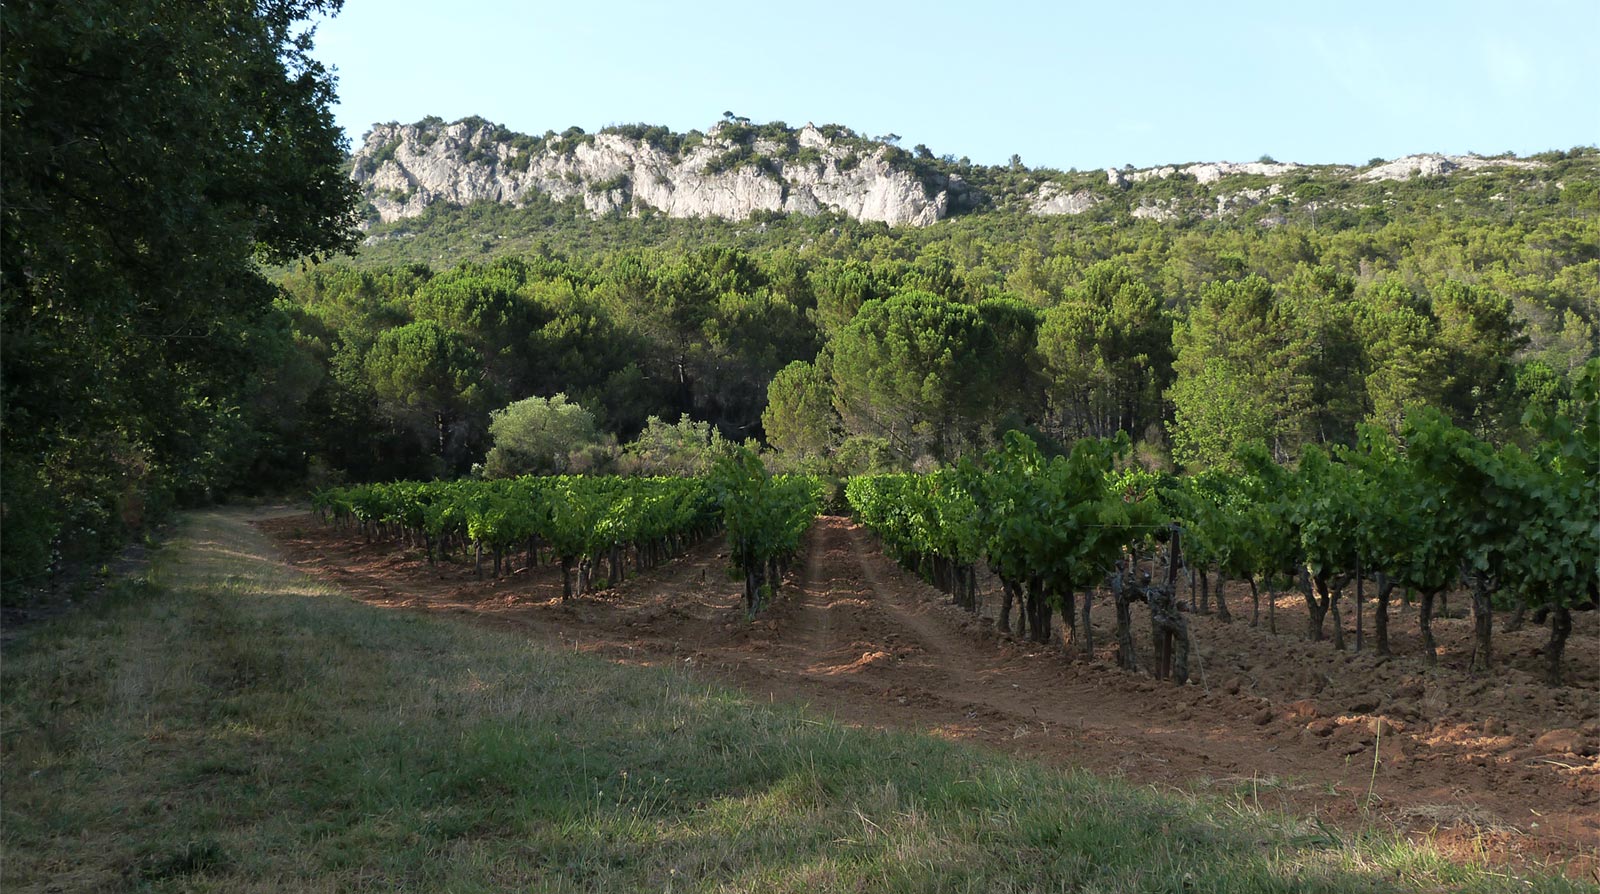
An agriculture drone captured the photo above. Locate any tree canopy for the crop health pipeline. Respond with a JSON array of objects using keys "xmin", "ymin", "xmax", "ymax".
[{"xmin": 1, "ymin": 0, "xmax": 359, "ymax": 589}]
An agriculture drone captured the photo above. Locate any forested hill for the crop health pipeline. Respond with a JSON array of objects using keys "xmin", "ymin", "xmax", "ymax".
[
  {"xmin": 274, "ymin": 129, "xmax": 1599, "ymax": 488},
  {"xmin": 348, "ymin": 114, "xmax": 1598, "ymax": 249}
]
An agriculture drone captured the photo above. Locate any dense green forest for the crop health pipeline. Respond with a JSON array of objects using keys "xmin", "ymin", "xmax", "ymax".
[{"xmin": 270, "ymin": 189, "xmax": 1597, "ymax": 488}]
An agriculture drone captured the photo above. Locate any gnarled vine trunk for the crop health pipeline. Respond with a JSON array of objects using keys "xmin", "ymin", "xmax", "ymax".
[
  {"xmin": 1469, "ymin": 573, "xmax": 1494, "ymax": 672},
  {"xmin": 1373, "ymin": 572, "xmax": 1395, "ymax": 657},
  {"xmin": 1547, "ymin": 604, "xmax": 1572, "ymax": 686},
  {"xmin": 1418, "ymin": 588, "xmax": 1438, "ymax": 664}
]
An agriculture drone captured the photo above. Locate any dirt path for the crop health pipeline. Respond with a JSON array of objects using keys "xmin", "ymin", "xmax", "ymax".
[{"xmin": 261, "ymin": 512, "xmax": 1599, "ymax": 876}]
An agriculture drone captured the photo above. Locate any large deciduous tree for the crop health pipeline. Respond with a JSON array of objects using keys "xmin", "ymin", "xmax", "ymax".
[{"xmin": 1, "ymin": 0, "xmax": 359, "ymax": 587}]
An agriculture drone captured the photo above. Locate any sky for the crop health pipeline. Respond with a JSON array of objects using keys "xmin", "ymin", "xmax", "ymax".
[{"xmin": 312, "ymin": 0, "xmax": 1599, "ymax": 171}]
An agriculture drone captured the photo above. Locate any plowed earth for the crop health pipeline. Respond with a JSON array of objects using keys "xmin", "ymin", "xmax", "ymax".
[{"xmin": 260, "ymin": 513, "xmax": 1599, "ymax": 877}]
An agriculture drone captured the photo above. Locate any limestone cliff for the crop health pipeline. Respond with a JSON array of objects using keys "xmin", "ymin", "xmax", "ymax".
[
  {"xmin": 351, "ymin": 118, "xmax": 974, "ymax": 227},
  {"xmin": 349, "ymin": 117, "xmax": 1552, "ymax": 229}
]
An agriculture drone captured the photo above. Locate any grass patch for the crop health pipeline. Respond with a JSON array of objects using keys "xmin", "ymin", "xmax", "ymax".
[{"xmin": 2, "ymin": 508, "xmax": 1591, "ymax": 893}]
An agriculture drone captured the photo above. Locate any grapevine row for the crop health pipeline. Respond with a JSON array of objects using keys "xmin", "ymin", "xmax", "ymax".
[
  {"xmin": 847, "ymin": 363, "xmax": 1598, "ymax": 685},
  {"xmin": 313, "ymin": 448, "xmax": 825, "ymax": 611}
]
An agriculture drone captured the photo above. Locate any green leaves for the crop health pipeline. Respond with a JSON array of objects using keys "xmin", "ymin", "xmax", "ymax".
[
  {"xmin": 2, "ymin": 0, "xmax": 358, "ymax": 588},
  {"xmin": 850, "ymin": 431, "xmax": 1162, "ymax": 600},
  {"xmin": 712, "ymin": 448, "xmax": 823, "ymax": 573}
]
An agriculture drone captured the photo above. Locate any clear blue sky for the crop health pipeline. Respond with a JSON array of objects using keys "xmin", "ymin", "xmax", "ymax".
[{"xmin": 313, "ymin": 0, "xmax": 1598, "ymax": 170}]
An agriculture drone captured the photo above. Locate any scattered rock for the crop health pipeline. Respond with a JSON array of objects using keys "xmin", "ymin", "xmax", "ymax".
[
  {"xmin": 1370, "ymin": 716, "xmax": 1405, "ymax": 736},
  {"xmin": 1533, "ymin": 728, "xmax": 1585, "ymax": 754},
  {"xmin": 1286, "ymin": 699, "xmax": 1321, "ymax": 721},
  {"xmin": 1392, "ymin": 679, "xmax": 1424, "ymax": 700}
]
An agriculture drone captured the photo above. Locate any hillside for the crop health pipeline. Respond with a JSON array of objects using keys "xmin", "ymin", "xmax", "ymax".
[{"xmin": 349, "ymin": 115, "xmax": 1590, "ymax": 233}]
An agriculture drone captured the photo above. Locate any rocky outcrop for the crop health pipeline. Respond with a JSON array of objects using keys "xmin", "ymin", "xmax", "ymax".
[
  {"xmin": 1029, "ymin": 183, "xmax": 1102, "ymax": 216},
  {"xmin": 1356, "ymin": 153, "xmax": 1543, "ymax": 181},
  {"xmin": 351, "ymin": 119, "xmax": 973, "ymax": 227},
  {"xmin": 1107, "ymin": 160, "xmax": 1313, "ymax": 188},
  {"xmin": 1131, "ymin": 199, "xmax": 1178, "ymax": 221},
  {"xmin": 352, "ymin": 118, "xmax": 1556, "ymax": 229}
]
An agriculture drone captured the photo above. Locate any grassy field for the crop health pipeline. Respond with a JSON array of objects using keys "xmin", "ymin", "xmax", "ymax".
[{"xmin": 2, "ymin": 509, "xmax": 1590, "ymax": 893}]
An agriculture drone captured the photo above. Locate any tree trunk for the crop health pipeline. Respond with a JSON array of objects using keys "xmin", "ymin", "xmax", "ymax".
[
  {"xmin": 1113, "ymin": 570, "xmax": 1138, "ymax": 671},
  {"xmin": 1304, "ymin": 572, "xmax": 1329, "ymax": 641},
  {"xmin": 1547, "ymin": 604, "xmax": 1572, "ymax": 686},
  {"xmin": 1026, "ymin": 577, "xmax": 1050, "ymax": 645},
  {"xmin": 1419, "ymin": 589, "xmax": 1437, "ymax": 665},
  {"xmin": 1198, "ymin": 570, "xmax": 1211, "ymax": 615},
  {"xmin": 474, "ymin": 541, "xmax": 483, "ymax": 580},
  {"xmin": 1374, "ymin": 573, "xmax": 1394, "ymax": 658},
  {"xmin": 999, "ymin": 577, "xmax": 1017, "ymax": 634},
  {"xmin": 1267, "ymin": 583, "xmax": 1277, "ymax": 634},
  {"xmin": 1469, "ymin": 573, "xmax": 1494, "ymax": 672},
  {"xmin": 561, "ymin": 556, "xmax": 575, "ymax": 601},
  {"xmin": 1214, "ymin": 570, "xmax": 1232, "ymax": 623}
]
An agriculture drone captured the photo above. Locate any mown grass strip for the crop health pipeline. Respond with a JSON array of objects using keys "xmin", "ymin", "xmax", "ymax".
[{"xmin": 2, "ymin": 508, "xmax": 1590, "ymax": 893}]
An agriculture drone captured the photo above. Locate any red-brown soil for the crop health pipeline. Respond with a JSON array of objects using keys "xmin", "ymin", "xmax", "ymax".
[{"xmin": 259, "ymin": 513, "xmax": 1600, "ymax": 877}]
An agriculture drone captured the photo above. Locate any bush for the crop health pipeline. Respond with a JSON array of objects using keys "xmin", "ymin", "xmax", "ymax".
[{"xmin": 481, "ymin": 394, "xmax": 602, "ymax": 478}]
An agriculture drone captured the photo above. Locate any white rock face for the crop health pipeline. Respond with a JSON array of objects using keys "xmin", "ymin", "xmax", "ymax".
[
  {"xmin": 1184, "ymin": 161, "xmax": 1306, "ymax": 183},
  {"xmin": 1214, "ymin": 183, "xmax": 1281, "ymax": 216},
  {"xmin": 1108, "ymin": 160, "xmax": 1313, "ymax": 187},
  {"xmin": 1131, "ymin": 199, "xmax": 1178, "ymax": 221},
  {"xmin": 352, "ymin": 120, "xmax": 970, "ymax": 227},
  {"xmin": 1029, "ymin": 183, "xmax": 1102, "ymax": 215},
  {"xmin": 1357, "ymin": 153, "xmax": 1543, "ymax": 181}
]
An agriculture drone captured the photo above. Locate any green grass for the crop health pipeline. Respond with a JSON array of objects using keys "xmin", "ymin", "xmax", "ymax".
[{"xmin": 2, "ymin": 509, "xmax": 1591, "ymax": 893}]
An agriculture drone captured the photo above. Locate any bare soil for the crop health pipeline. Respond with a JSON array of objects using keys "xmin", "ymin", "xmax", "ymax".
[{"xmin": 260, "ymin": 513, "xmax": 1600, "ymax": 877}]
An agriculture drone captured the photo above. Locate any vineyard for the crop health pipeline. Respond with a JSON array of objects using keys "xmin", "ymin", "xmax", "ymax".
[
  {"xmin": 314, "ymin": 374, "xmax": 1596, "ymax": 688},
  {"xmin": 848, "ymin": 381, "xmax": 1599, "ymax": 688},
  {"xmin": 314, "ymin": 449, "xmax": 823, "ymax": 614},
  {"xmin": 280, "ymin": 371, "xmax": 1600, "ymax": 871}
]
